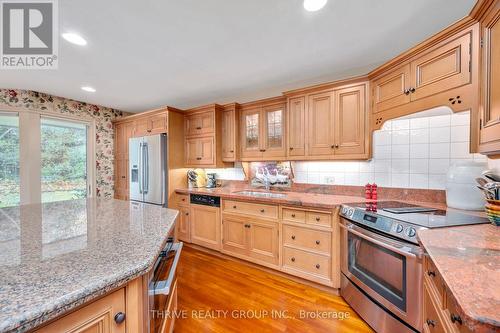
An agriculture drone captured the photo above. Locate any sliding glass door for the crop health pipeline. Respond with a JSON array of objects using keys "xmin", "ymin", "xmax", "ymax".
[
  {"xmin": 0, "ymin": 110, "xmax": 94, "ymax": 207},
  {"xmin": 0, "ymin": 113, "xmax": 20, "ymax": 208}
]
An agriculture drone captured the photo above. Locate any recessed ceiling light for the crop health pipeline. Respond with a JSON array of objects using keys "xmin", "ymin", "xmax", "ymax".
[
  {"xmin": 303, "ymin": 0, "xmax": 328, "ymax": 12},
  {"xmin": 62, "ymin": 33, "xmax": 87, "ymax": 46},
  {"xmin": 81, "ymin": 86, "xmax": 96, "ymax": 93}
]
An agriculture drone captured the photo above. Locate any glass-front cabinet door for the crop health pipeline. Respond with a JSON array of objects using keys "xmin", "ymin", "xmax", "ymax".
[
  {"xmin": 262, "ymin": 104, "xmax": 286, "ymax": 159},
  {"xmin": 240, "ymin": 108, "xmax": 262, "ymax": 159}
]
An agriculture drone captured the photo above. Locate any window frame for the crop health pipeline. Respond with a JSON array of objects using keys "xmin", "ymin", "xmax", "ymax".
[{"xmin": 0, "ymin": 106, "xmax": 96, "ymax": 205}]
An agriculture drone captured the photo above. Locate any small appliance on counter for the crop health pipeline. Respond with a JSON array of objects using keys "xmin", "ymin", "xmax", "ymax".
[
  {"xmin": 187, "ymin": 169, "xmax": 207, "ymax": 188},
  {"xmin": 446, "ymin": 160, "xmax": 487, "ymax": 210},
  {"xmin": 206, "ymin": 173, "xmax": 217, "ymax": 188}
]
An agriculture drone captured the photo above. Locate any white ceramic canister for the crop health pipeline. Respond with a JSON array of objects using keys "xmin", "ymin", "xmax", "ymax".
[{"xmin": 446, "ymin": 160, "xmax": 487, "ymax": 210}]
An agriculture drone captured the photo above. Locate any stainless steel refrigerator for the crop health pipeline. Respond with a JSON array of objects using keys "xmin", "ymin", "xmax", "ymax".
[{"xmin": 129, "ymin": 134, "xmax": 167, "ymax": 206}]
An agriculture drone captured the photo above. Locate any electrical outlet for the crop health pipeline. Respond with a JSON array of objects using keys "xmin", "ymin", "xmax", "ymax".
[{"xmin": 324, "ymin": 176, "xmax": 335, "ymax": 184}]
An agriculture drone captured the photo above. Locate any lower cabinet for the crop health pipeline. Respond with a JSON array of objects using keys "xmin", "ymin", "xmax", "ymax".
[
  {"xmin": 190, "ymin": 204, "xmax": 221, "ymax": 250},
  {"xmin": 177, "ymin": 206, "xmax": 191, "ymax": 243},
  {"xmin": 34, "ymin": 289, "xmax": 126, "ymax": 333},
  {"xmin": 222, "ymin": 215, "xmax": 279, "ymax": 268}
]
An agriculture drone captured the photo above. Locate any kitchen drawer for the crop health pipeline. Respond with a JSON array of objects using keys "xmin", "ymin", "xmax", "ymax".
[
  {"xmin": 305, "ymin": 211, "xmax": 332, "ymax": 227},
  {"xmin": 223, "ymin": 200, "xmax": 278, "ymax": 220},
  {"xmin": 282, "ymin": 225, "xmax": 331, "ymax": 255},
  {"xmin": 174, "ymin": 194, "xmax": 190, "ymax": 207},
  {"xmin": 282, "ymin": 247, "xmax": 331, "ymax": 280},
  {"xmin": 423, "ymin": 280, "xmax": 447, "ymax": 333},
  {"xmin": 425, "ymin": 256, "xmax": 445, "ymax": 306},
  {"xmin": 282, "ymin": 208, "xmax": 306, "ymax": 224}
]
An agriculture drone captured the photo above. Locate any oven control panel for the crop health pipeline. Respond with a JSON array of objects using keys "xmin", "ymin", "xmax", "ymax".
[{"xmin": 340, "ymin": 204, "xmax": 420, "ymax": 244}]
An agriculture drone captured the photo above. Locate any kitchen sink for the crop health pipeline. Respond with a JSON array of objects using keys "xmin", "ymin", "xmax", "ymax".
[{"xmin": 233, "ymin": 191, "xmax": 287, "ymax": 199}]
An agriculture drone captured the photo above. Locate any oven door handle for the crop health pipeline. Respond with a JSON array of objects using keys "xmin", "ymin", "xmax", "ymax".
[
  {"xmin": 149, "ymin": 242, "xmax": 183, "ymax": 296},
  {"xmin": 339, "ymin": 223, "xmax": 421, "ymax": 259}
]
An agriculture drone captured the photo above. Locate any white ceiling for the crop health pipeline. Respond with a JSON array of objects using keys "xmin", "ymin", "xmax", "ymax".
[{"xmin": 1, "ymin": 0, "xmax": 477, "ymax": 112}]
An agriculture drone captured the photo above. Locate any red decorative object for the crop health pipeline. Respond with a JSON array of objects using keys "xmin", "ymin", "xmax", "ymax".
[
  {"xmin": 371, "ymin": 183, "xmax": 378, "ymax": 200},
  {"xmin": 365, "ymin": 183, "xmax": 372, "ymax": 199}
]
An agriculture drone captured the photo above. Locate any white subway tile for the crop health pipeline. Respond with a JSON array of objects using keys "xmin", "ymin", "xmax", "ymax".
[
  {"xmin": 391, "ymin": 173, "xmax": 409, "ymax": 188},
  {"xmin": 450, "ymin": 125, "xmax": 470, "ymax": 143},
  {"xmin": 374, "ymin": 173, "xmax": 391, "ymax": 187},
  {"xmin": 410, "ymin": 129, "xmax": 429, "ymax": 144},
  {"xmin": 392, "ymin": 119, "xmax": 410, "ymax": 130},
  {"xmin": 294, "ymin": 171, "xmax": 308, "ymax": 183},
  {"xmin": 410, "ymin": 144, "xmax": 429, "ymax": 159},
  {"xmin": 392, "ymin": 159, "xmax": 410, "ymax": 173},
  {"xmin": 345, "ymin": 173, "xmax": 360, "ymax": 185},
  {"xmin": 429, "ymin": 174, "xmax": 447, "ymax": 189},
  {"xmin": 429, "ymin": 143, "xmax": 450, "ymax": 159},
  {"xmin": 381, "ymin": 120, "xmax": 392, "ymax": 131},
  {"xmin": 359, "ymin": 161, "xmax": 375, "ymax": 173},
  {"xmin": 409, "ymin": 174, "xmax": 429, "ymax": 189},
  {"xmin": 392, "ymin": 130, "xmax": 410, "ymax": 145},
  {"xmin": 429, "ymin": 127, "xmax": 450, "ymax": 143},
  {"xmin": 374, "ymin": 145, "xmax": 392, "ymax": 159},
  {"xmin": 429, "ymin": 159, "xmax": 450, "ymax": 174},
  {"xmin": 359, "ymin": 173, "xmax": 375, "ymax": 185},
  {"xmin": 409, "ymin": 159, "xmax": 429, "ymax": 174},
  {"xmin": 410, "ymin": 117, "xmax": 430, "ymax": 129},
  {"xmin": 307, "ymin": 173, "xmax": 321, "ymax": 184},
  {"xmin": 374, "ymin": 159, "xmax": 392, "ymax": 173},
  {"xmin": 293, "ymin": 161, "xmax": 308, "ymax": 172},
  {"xmin": 429, "ymin": 115, "xmax": 451, "ymax": 128},
  {"xmin": 374, "ymin": 130, "xmax": 392, "ymax": 146},
  {"xmin": 392, "ymin": 145, "xmax": 410, "ymax": 159},
  {"xmin": 450, "ymin": 142, "xmax": 471, "ymax": 159},
  {"xmin": 450, "ymin": 112, "xmax": 470, "ymax": 126},
  {"xmin": 473, "ymin": 153, "xmax": 487, "ymax": 161}
]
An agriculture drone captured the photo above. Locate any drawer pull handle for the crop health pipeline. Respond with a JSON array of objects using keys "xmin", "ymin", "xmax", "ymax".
[
  {"xmin": 426, "ymin": 319, "xmax": 436, "ymax": 327},
  {"xmin": 315, "ymin": 264, "xmax": 320, "ymax": 269},
  {"xmin": 427, "ymin": 271, "xmax": 436, "ymax": 277},
  {"xmin": 185, "ymin": 213, "xmax": 189, "ymax": 216},
  {"xmin": 291, "ymin": 214, "xmax": 296, "ymax": 218},
  {"xmin": 181, "ymin": 198, "xmax": 185, "ymax": 201},
  {"xmin": 260, "ymin": 209, "xmax": 265, "ymax": 213},
  {"xmin": 245, "ymin": 224, "xmax": 251, "ymax": 228},
  {"xmin": 450, "ymin": 314, "xmax": 462, "ymax": 325},
  {"xmin": 233, "ymin": 205, "xmax": 237, "ymax": 209},
  {"xmin": 121, "ymin": 176, "xmax": 126, "ymax": 179},
  {"xmin": 316, "ymin": 240, "xmax": 320, "ymax": 245},
  {"xmin": 114, "ymin": 312, "xmax": 126, "ymax": 324},
  {"xmin": 196, "ymin": 157, "xmax": 202, "ymax": 160},
  {"xmin": 196, "ymin": 126, "xmax": 202, "ymax": 130},
  {"xmin": 315, "ymin": 217, "xmax": 320, "ymax": 221},
  {"xmin": 291, "ymin": 257, "xmax": 295, "ymax": 262},
  {"xmin": 291, "ymin": 235, "xmax": 296, "ymax": 240}
]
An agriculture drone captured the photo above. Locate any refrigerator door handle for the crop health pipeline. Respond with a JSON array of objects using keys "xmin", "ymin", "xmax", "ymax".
[
  {"xmin": 138, "ymin": 142, "xmax": 143, "ymax": 194},
  {"xmin": 144, "ymin": 142, "xmax": 149, "ymax": 194}
]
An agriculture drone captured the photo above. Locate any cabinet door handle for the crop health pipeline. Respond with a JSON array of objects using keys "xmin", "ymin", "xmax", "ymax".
[
  {"xmin": 196, "ymin": 157, "xmax": 202, "ymax": 160},
  {"xmin": 426, "ymin": 319, "xmax": 436, "ymax": 327},
  {"xmin": 260, "ymin": 209, "xmax": 265, "ymax": 213},
  {"xmin": 185, "ymin": 212, "xmax": 189, "ymax": 216},
  {"xmin": 233, "ymin": 205, "xmax": 237, "ymax": 209},
  {"xmin": 259, "ymin": 149, "xmax": 266, "ymax": 152},
  {"xmin": 316, "ymin": 217, "xmax": 321, "ymax": 222},
  {"xmin": 331, "ymin": 144, "xmax": 335, "ymax": 149},
  {"xmin": 291, "ymin": 214, "xmax": 296, "ymax": 218},
  {"xmin": 230, "ymin": 150, "xmax": 234, "ymax": 153},
  {"xmin": 181, "ymin": 198, "xmax": 185, "ymax": 201},
  {"xmin": 291, "ymin": 257, "xmax": 295, "ymax": 262},
  {"xmin": 335, "ymin": 144, "xmax": 339, "ymax": 148},
  {"xmin": 196, "ymin": 126, "xmax": 202, "ymax": 130},
  {"xmin": 316, "ymin": 240, "xmax": 320, "ymax": 245},
  {"xmin": 291, "ymin": 235, "xmax": 296, "ymax": 240},
  {"xmin": 114, "ymin": 312, "xmax": 126, "ymax": 324},
  {"xmin": 427, "ymin": 270, "xmax": 436, "ymax": 277},
  {"xmin": 404, "ymin": 89, "xmax": 410, "ymax": 95},
  {"xmin": 121, "ymin": 176, "xmax": 126, "ymax": 179},
  {"xmin": 409, "ymin": 87, "xmax": 416, "ymax": 93},
  {"xmin": 289, "ymin": 147, "xmax": 294, "ymax": 150},
  {"xmin": 450, "ymin": 314, "xmax": 462, "ymax": 325},
  {"xmin": 315, "ymin": 264, "xmax": 320, "ymax": 269}
]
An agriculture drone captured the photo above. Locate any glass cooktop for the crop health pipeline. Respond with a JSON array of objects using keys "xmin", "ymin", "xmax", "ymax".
[{"xmin": 344, "ymin": 201, "xmax": 490, "ymax": 228}]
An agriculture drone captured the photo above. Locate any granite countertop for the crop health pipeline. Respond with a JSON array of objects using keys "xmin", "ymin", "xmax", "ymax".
[
  {"xmin": 175, "ymin": 186, "xmax": 368, "ymax": 209},
  {"xmin": 0, "ymin": 199, "xmax": 178, "ymax": 333},
  {"xmin": 418, "ymin": 224, "xmax": 500, "ymax": 331}
]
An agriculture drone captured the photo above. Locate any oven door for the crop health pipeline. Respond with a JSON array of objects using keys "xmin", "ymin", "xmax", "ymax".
[
  {"xmin": 339, "ymin": 218, "xmax": 423, "ymax": 331},
  {"xmin": 149, "ymin": 241, "xmax": 183, "ymax": 333}
]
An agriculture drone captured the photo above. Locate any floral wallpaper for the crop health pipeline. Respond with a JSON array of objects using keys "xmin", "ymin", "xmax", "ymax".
[{"xmin": 0, "ymin": 89, "xmax": 126, "ymax": 198}]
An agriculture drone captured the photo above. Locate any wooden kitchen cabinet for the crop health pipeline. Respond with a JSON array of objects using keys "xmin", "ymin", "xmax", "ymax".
[
  {"xmin": 307, "ymin": 90, "xmax": 335, "ymax": 156},
  {"xmin": 134, "ymin": 112, "xmax": 168, "ymax": 136},
  {"xmin": 190, "ymin": 204, "xmax": 221, "ymax": 251},
  {"xmin": 371, "ymin": 64, "xmax": 411, "ymax": 114},
  {"xmin": 479, "ymin": 0, "xmax": 500, "ymax": 155},
  {"xmin": 185, "ymin": 136, "xmax": 215, "ymax": 166},
  {"xmin": 178, "ymin": 206, "xmax": 191, "ymax": 243},
  {"xmin": 34, "ymin": 289, "xmax": 126, "ymax": 333},
  {"xmin": 239, "ymin": 97, "xmax": 286, "ymax": 161},
  {"xmin": 334, "ymin": 84, "xmax": 367, "ymax": 156},
  {"xmin": 222, "ymin": 216, "xmax": 249, "ymax": 257},
  {"xmin": 221, "ymin": 103, "xmax": 239, "ymax": 162},
  {"xmin": 185, "ymin": 110, "xmax": 215, "ymax": 137},
  {"xmin": 287, "ymin": 96, "xmax": 306, "ymax": 157},
  {"xmin": 114, "ymin": 121, "xmax": 134, "ymax": 200}
]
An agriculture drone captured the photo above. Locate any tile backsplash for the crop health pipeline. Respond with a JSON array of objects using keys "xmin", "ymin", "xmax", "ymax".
[{"xmin": 204, "ymin": 108, "xmax": 493, "ymax": 190}]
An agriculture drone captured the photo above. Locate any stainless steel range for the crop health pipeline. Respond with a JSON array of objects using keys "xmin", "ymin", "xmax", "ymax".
[{"xmin": 339, "ymin": 201, "xmax": 489, "ymax": 333}]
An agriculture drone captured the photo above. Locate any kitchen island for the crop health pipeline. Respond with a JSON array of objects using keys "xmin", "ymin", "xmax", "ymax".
[{"xmin": 0, "ymin": 199, "xmax": 178, "ymax": 333}]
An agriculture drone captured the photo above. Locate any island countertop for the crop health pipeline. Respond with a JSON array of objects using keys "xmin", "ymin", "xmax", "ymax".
[
  {"xmin": 417, "ymin": 224, "xmax": 500, "ymax": 331},
  {"xmin": 0, "ymin": 199, "xmax": 178, "ymax": 333}
]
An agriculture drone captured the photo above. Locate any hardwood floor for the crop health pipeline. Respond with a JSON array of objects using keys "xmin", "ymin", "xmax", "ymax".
[{"xmin": 175, "ymin": 245, "xmax": 374, "ymax": 333}]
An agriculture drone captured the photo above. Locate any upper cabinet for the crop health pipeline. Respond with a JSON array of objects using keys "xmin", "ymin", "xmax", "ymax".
[
  {"xmin": 134, "ymin": 112, "xmax": 168, "ymax": 136},
  {"xmin": 370, "ymin": 24, "xmax": 479, "ymax": 132},
  {"xmin": 240, "ymin": 98, "xmax": 286, "ymax": 161},
  {"xmin": 221, "ymin": 103, "xmax": 240, "ymax": 162},
  {"xmin": 286, "ymin": 81, "xmax": 370, "ymax": 160},
  {"xmin": 479, "ymin": 0, "xmax": 500, "ymax": 155},
  {"xmin": 184, "ymin": 104, "xmax": 230, "ymax": 168}
]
